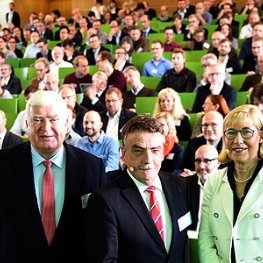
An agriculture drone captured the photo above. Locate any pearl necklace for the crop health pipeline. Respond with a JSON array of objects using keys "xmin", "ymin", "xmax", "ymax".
[{"xmin": 234, "ymin": 174, "xmax": 253, "ymax": 183}]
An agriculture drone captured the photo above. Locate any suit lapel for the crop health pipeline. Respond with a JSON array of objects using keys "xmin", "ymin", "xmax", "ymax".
[{"xmin": 120, "ymin": 172, "xmax": 166, "ymax": 251}]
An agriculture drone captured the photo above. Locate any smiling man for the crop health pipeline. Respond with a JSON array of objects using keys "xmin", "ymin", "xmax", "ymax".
[{"xmin": 86, "ymin": 114, "xmax": 193, "ymax": 263}]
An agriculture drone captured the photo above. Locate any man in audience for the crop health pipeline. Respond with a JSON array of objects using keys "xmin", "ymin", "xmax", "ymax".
[
  {"xmin": 156, "ymin": 48, "xmax": 197, "ymax": 92},
  {"xmin": 23, "ymin": 30, "xmax": 40, "ymax": 58},
  {"xmin": 140, "ymin": 14, "xmax": 157, "ymax": 37},
  {"xmin": 36, "ymin": 38, "xmax": 53, "ymax": 61},
  {"xmin": 63, "ymin": 55, "xmax": 92, "ymax": 94},
  {"xmin": 68, "ymin": 8, "xmax": 83, "ymax": 28},
  {"xmin": 107, "ymin": 20, "xmax": 128, "ymax": 45},
  {"xmin": 36, "ymin": 20, "xmax": 53, "ymax": 40},
  {"xmin": 123, "ymin": 66, "xmax": 156, "ymax": 111},
  {"xmin": 143, "ymin": 40, "xmax": 173, "ymax": 77},
  {"xmin": 114, "ymin": 47, "xmax": 133, "ymax": 71},
  {"xmin": 76, "ymin": 110, "xmax": 120, "ymax": 172},
  {"xmin": 158, "ymin": 5, "xmax": 172, "ymax": 22},
  {"xmin": 100, "ymin": 87, "xmax": 136, "ymax": 141},
  {"xmin": 207, "ymin": 31, "xmax": 225, "ymax": 56},
  {"xmin": 174, "ymin": 0, "xmax": 194, "ymax": 20},
  {"xmin": 63, "ymin": 39, "xmax": 81, "ymax": 64},
  {"xmin": 172, "ymin": 14, "xmax": 187, "ymax": 35},
  {"xmin": 79, "ymin": 28, "xmax": 98, "ymax": 55},
  {"xmin": 96, "ymin": 51, "xmax": 127, "ymax": 92},
  {"xmin": 192, "ymin": 63, "xmax": 236, "ymax": 112},
  {"xmin": 0, "ymin": 110, "xmax": 22, "ymax": 150},
  {"xmin": 85, "ymin": 34, "xmax": 109, "ymax": 65},
  {"xmin": 6, "ymin": 2, "xmax": 20, "ymax": 28},
  {"xmin": 60, "ymin": 84, "xmax": 88, "ymax": 136},
  {"xmin": 195, "ymin": 2, "xmax": 212, "ymax": 25},
  {"xmin": 130, "ymin": 26, "xmax": 149, "ymax": 52},
  {"xmin": 31, "ymin": 57, "xmax": 50, "ymax": 90},
  {"xmin": 183, "ymin": 110, "xmax": 223, "ymax": 171},
  {"xmin": 68, "ymin": 24, "xmax": 83, "ymax": 47},
  {"xmin": 1, "ymin": 63, "xmax": 21, "ymax": 94},
  {"xmin": 44, "ymin": 72, "xmax": 60, "ymax": 92},
  {"xmin": 239, "ymin": 11, "xmax": 261, "ymax": 39},
  {"xmin": 122, "ymin": 14, "xmax": 134, "ymax": 35},
  {"xmin": 92, "ymin": 19, "xmax": 108, "ymax": 44},
  {"xmin": 56, "ymin": 26, "xmax": 71, "ymax": 47},
  {"xmin": 86, "ymin": 114, "xmax": 192, "ymax": 262},
  {"xmin": 163, "ymin": 27, "xmax": 181, "ymax": 52}
]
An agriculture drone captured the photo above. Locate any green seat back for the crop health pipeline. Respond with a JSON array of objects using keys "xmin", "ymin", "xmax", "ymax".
[
  {"xmin": 14, "ymin": 67, "xmax": 28, "ymax": 81},
  {"xmin": 185, "ymin": 62, "xmax": 203, "ymax": 77},
  {"xmin": 6, "ymin": 58, "xmax": 20, "ymax": 68},
  {"xmin": 0, "ymin": 98, "xmax": 18, "ymax": 113},
  {"xmin": 28, "ymin": 67, "xmax": 37, "ymax": 80},
  {"xmin": 136, "ymin": 96, "xmax": 157, "ymax": 115},
  {"xmin": 185, "ymin": 50, "xmax": 206, "ymax": 62},
  {"xmin": 179, "ymin": 93, "xmax": 197, "ymax": 112},
  {"xmin": 21, "ymin": 79, "xmax": 32, "ymax": 90},
  {"xmin": 18, "ymin": 94, "xmax": 26, "ymax": 112},
  {"xmin": 20, "ymin": 58, "xmax": 36, "ymax": 68},
  {"xmin": 236, "ymin": 91, "xmax": 249, "ymax": 107},
  {"xmin": 48, "ymin": 40, "xmax": 61, "ymax": 49},
  {"xmin": 231, "ymin": 74, "xmax": 248, "ymax": 91},
  {"xmin": 58, "ymin": 67, "xmax": 75, "ymax": 79},
  {"xmin": 88, "ymin": 65, "xmax": 99, "ymax": 74},
  {"xmin": 188, "ymin": 113, "xmax": 198, "ymax": 131},
  {"xmin": 5, "ymin": 112, "xmax": 18, "ymax": 130},
  {"xmin": 141, "ymin": 76, "xmax": 161, "ymax": 89}
]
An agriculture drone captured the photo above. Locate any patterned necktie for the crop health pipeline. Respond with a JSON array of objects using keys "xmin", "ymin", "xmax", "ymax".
[
  {"xmin": 145, "ymin": 186, "xmax": 165, "ymax": 242},
  {"xmin": 42, "ymin": 160, "xmax": 55, "ymax": 246}
]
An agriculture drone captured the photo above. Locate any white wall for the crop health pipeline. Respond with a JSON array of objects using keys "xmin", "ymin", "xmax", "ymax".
[{"xmin": 0, "ymin": 0, "xmax": 14, "ymax": 30}]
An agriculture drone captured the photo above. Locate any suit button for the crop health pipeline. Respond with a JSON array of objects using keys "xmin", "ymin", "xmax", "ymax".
[
  {"xmin": 254, "ymin": 213, "xmax": 260, "ymax": 218},
  {"xmin": 214, "ymin": 213, "xmax": 219, "ymax": 218},
  {"xmin": 256, "ymin": 256, "xmax": 262, "ymax": 261}
]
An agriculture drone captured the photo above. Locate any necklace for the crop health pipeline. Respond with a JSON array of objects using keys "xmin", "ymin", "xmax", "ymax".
[{"xmin": 234, "ymin": 174, "xmax": 253, "ymax": 183}]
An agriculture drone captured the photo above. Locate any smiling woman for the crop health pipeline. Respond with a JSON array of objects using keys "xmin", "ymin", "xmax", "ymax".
[{"xmin": 199, "ymin": 104, "xmax": 263, "ymax": 263}]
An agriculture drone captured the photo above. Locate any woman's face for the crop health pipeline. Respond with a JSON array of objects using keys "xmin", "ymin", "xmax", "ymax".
[
  {"xmin": 224, "ymin": 119, "xmax": 262, "ymax": 165},
  {"xmin": 160, "ymin": 96, "xmax": 174, "ymax": 113},
  {"xmin": 121, "ymin": 41, "xmax": 131, "ymax": 52},
  {"xmin": 252, "ymin": 97, "xmax": 263, "ymax": 114},
  {"xmin": 221, "ymin": 25, "xmax": 229, "ymax": 37},
  {"xmin": 202, "ymin": 97, "xmax": 217, "ymax": 112},
  {"xmin": 156, "ymin": 117, "xmax": 169, "ymax": 137}
]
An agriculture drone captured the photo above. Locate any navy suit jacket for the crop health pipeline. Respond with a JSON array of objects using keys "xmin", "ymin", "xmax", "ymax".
[
  {"xmin": 107, "ymin": 30, "xmax": 128, "ymax": 45},
  {"xmin": 100, "ymin": 108, "xmax": 137, "ymax": 140},
  {"xmin": 2, "ymin": 75, "xmax": 22, "ymax": 94},
  {"xmin": 86, "ymin": 170, "xmax": 191, "ymax": 263},
  {"xmin": 85, "ymin": 46, "xmax": 110, "ymax": 65},
  {"xmin": 6, "ymin": 11, "xmax": 20, "ymax": 27},
  {"xmin": 0, "ymin": 142, "xmax": 105, "ymax": 263},
  {"xmin": 2, "ymin": 131, "xmax": 22, "ymax": 150}
]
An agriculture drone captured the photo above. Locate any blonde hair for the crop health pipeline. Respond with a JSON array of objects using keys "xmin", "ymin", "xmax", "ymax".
[
  {"xmin": 218, "ymin": 104, "xmax": 263, "ymax": 163},
  {"xmin": 153, "ymin": 88, "xmax": 187, "ymax": 120}
]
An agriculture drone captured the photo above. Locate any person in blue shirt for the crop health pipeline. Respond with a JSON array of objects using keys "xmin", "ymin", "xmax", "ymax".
[
  {"xmin": 75, "ymin": 110, "xmax": 120, "ymax": 173},
  {"xmin": 142, "ymin": 40, "xmax": 173, "ymax": 77}
]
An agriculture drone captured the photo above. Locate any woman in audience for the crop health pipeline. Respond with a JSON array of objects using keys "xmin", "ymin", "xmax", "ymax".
[
  {"xmin": 153, "ymin": 88, "xmax": 191, "ymax": 141},
  {"xmin": 191, "ymin": 94, "xmax": 230, "ymax": 138},
  {"xmin": 8, "ymin": 37, "xmax": 23, "ymax": 58},
  {"xmin": 199, "ymin": 104, "xmax": 263, "ymax": 262},
  {"xmin": 250, "ymin": 83, "xmax": 263, "ymax": 114},
  {"xmin": 220, "ymin": 24, "xmax": 238, "ymax": 49},
  {"xmin": 155, "ymin": 112, "xmax": 185, "ymax": 173},
  {"xmin": 13, "ymin": 27, "xmax": 25, "ymax": 50},
  {"xmin": 121, "ymin": 36, "xmax": 134, "ymax": 61}
]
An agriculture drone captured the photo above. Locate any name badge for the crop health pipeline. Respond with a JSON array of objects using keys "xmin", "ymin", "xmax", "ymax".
[
  {"xmin": 203, "ymin": 42, "xmax": 210, "ymax": 49},
  {"xmin": 166, "ymin": 153, "xmax": 174, "ymax": 160},
  {"xmin": 226, "ymin": 67, "xmax": 233, "ymax": 73},
  {"xmin": 81, "ymin": 193, "xmax": 91, "ymax": 209},
  {"xmin": 178, "ymin": 211, "xmax": 192, "ymax": 232},
  {"xmin": 151, "ymin": 68, "xmax": 158, "ymax": 74}
]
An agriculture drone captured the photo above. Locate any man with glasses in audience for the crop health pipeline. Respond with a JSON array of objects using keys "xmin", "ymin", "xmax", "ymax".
[
  {"xmin": 192, "ymin": 63, "xmax": 236, "ymax": 112},
  {"xmin": 36, "ymin": 38, "xmax": 53, "ymax": 61},
  {"xmin": 31, "ymin": 57, "xmax": 50, "ymax": 90},
  {"xmin": 107, "ymin": 20, "xmax": 128, "ymax": 46},
  {"xmin": 114, "ymin": 47, "xmax": 133, "ymax": 72}
]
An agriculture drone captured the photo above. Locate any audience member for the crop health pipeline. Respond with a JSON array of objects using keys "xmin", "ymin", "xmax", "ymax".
[
  {"xmin": 1, "ymin": 63, "xmax": 21, "ymax": 94},
  {"xmin": 31, "ymin": 57, "xmax": 50, "ymax": 90},
  {"xmin": 158, "ymin": 5, "xmax": 172, "ymax": 22},
  {"xmin": 140, "ymin": 14, "xmax": 157, "ymax": 37},
  {"xmin": 120, "ymin": 36, "xmax": 134, "ymax": 59},
  {"xmin": 7, "ymin": 36, "xmax": 23, "ymax": 58},
  {"xmin": 195, "ymin": 2, "xmax": 213, "ymax": 25},
  {"xmin": 63, "ymin": 39, "xmax": 81, "ymax": 63},
  {"xmin": 174, "ymin": 0, "xmax": 195, "ymax": 20},
  {"xmin": 92, "ymin": 19, "xmax": 108, "ymax": 44},
  {"xmin": 36, "ymin": 38, "xmax": 53, "ymax": 61},
  {"xmin": 23, "ymin": 31, "xmax": 40, "ymax": 58},
  {"xmin": 163, "ymin": 27, "xmax": 181, "ymax": 52},
  {"xmin": 68, "ymin": 24, "xmax": 83, "ymax": 47},
  {"xmin": 220, "ymin": 23, "xmax": 238, "ymax": 49},
  {"xmin": 44, "ymin": 72, "xmax": 59, "ymax": 92},
  {"xmin": 6, "ymin": 2, "xmax": 20, "ymax": 27},
  {"xmin": 107, "ymin": 20, "xmax": 128, "ymax": 46},
  {"xmin": 0, "ymin": 37, "xmax": 16, "ymax": 58},
  {"xmin": 171, "ymin": 14, "xmax": 186, "ymax": 35},
  {"xmin": 114, "ymin": 47, "xmax": 133, "ymax": 71},
  {"xmin": 130, "ymin": 26, "xmax": 149, "ymax": 52},
  {"xmin": 239, "ymin": 11, "xmax": 261, "ymax": 39},
  {"xmin": 207, "ymin": 31, "xmax": 225, "ymax": 56},
  {"xmin": 36, "ymin": 20, "xmax": 53, "ymax": 40},
  {"xmin": 184, "ymin": 27, "xmax": 210, "ymax": 50}
]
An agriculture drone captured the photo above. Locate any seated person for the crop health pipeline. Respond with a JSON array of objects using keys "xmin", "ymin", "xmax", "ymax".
[
  {"xmin": 36, "ymin": 38, "xmax": 53, "ymax": 62},
  {"xmin": 140, "ymin": 14, "xmax": 157, "ymax": 38},
  {"xmin": 195, "ymin": 2, "xmax": 213, "ymax": 25},
  {"xmin": 114, "ymin": 47, "xmax": 133, "ymax": 71},
  {"xmin": 250, "ymin": 83, "xmax": 263, "ymax": 114},
  {"xmin": 130, "ymin": 26, "xmax": 149, "ymax": 52},
  {"xmin": 23, "ymin": 30, "xmax": 39, "ymax": 58},
  {"xmin": 158, "ymin": 5, "xmax": 172, "ymax": 22},
  {"xmin": 163, "ymin": 27, "xmax": 181, "ymax": 52},
  {"xmin": 184, "ymin": 27, "xmax": 210, "ymax": 50},
  {"xmin": 171, "ymin": 14, "xmax": 186, "ymax": 35},
  {"xmin": 239, "ymin": 11, "xmax": 261, "ymax": 39},
  {"xmin": 63, "ymin": 39, "xmax": 81, "ymax": 64}
]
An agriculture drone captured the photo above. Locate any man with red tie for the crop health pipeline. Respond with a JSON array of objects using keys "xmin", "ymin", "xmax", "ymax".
[
  {"xmin": 0, "ymin": 90, "xmax": 106, "ymax": 263},
  {"xmin": 86, "ymin": 115, "xmax": 193, "ymax": 262}
]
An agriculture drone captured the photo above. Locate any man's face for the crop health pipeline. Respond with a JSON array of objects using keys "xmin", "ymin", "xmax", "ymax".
[
  {"xmin": 60, "ymin": 28, "xmax": 69, "ymax": 41},
  {"xmin": 164, "ymin": 29, "xmax": 174, "ymax": 42},
  {"xmin": 177, "ymin": 0, "xmax": 186, "ymax": 10},
  {"xmin": 45, "ymin": 75, "xmax": 59, "ymax": 92},
  {"xmin": 83, "ymin": 111, "xmax": 102, "ymax": 138},
  {"xmin": 60, "ymin": 87, "xmax": 76, "ymax": 108},
  {"xmin": 35, "ymin": 61, "xmax": 48, "ymax": 79},
  {"xmin": 124, "ymin": 16, "xmax": 133, "ymax": 27},
  {"xmin": 194, "ymin": 32, "xmax": 205, "ymax": 42},
  {"xmin": 171, "ymin": 52, "xmax": 185, "ymax": 69},
  {"xmin": 212, "ymin": 32, "xmax": 225, "ymax": 48},
  {"xmin": 140, "ymin": 15, "xmax": 150, "ymax": 29},
  {"xmin": 218, "ymin": 41, "xmax": 231, "ymax": 56},
  {"xmin": 80, "ymin": 18, "xmax": 88, "ymax": 28},
  {"xmin": 124, "ymin": 69, "xmax": 140, "ymax": 89},
  {"xmin": 151, "ymin": 42, "xmax": 163, "ymax": 61},
  {"xmin": 93, "ymin": 76, "xmax": 107, "ymax": 93},
  {"xmin": 26, "ymin": 104, "xmax": 68, "ymax": 159},
  {"xmin": 122, "ymin": 132, "xmax": 165, "ymax": 186},
  {"xmin": 2, "ymin": 30, "xmax": 11, "ymax": 41},
  {"xmin": 31, "ymin": 32, "xmax": 40, "ymax": 44},
  {"xmin": 69, "ymin": 26, "xmax": 77, "ymax": 38},
  {"xmin": 76, "ymin": 58, "xmax": 88, "ymax": 76},
  {"xmin": 0, "ymin": 38, "xmax": 6, "ymax": 50},
  {"xmin": 23, "ymin": 30, "xmax": 31, "ymax": 41},
  {"xmin": 202, "ymin": 113, "xmax": 223, "ymax": 143},
  {"xmin": 93, "ymin": 21, "xmax": 102, "ymax": 31},
  {"xmin": 207, "ymin": 65, "xmax": 225, "ymax": 85},
  {"xmin": 252, "ymin": 40, "xmax": 263, "ymax": 56},
  {"xmin": 160, "ymin": 6, "xmax": 168, "ymax": 16},
  {"xmin": 194, "ymin": 148, "xmax": 219, "ymax": 177},
  {"xmin": 249, "ymin": 13, "xmax": 260, "ymax": 25},
  {"xmin": 105, "ymin": 92, "xmax": 123, "ymax": 116},
  {"xmin": 36, "ymin": 22, "xmax": 45, "ymax": 33},
  {"xmin": 52, "ymin": 48, "xmax": 64, "ymax": 63},
  {"xmin": 188, "ymin": 16, "xmax": 199, "ymax": 28},
  {"xmin": 1, "ymin": 65, "xmax": 12, "ymax": 78},
  {"xmin": 96, "ymin": 54, "xmax": 107, "ymax": 72},
  {"xmin": 90, "ymin": 36, "xmax": 101, "ymax": 49},
  {"xmin": 130, "ymin": 29, "xmax": 141, "ymax": 41},
  {"xmin": 115, "ymin": 48, "xmax": 126, "ymax": 60},
  {"xmin": 0, "ymin": 113, "xmax": 7, "ymax": 133},
  {"xmin": 253, "ymin": 24, "xmax": 263, "ymax": 38},
  {"xmin": 37, "ymin": 42, "xmax": 48, "ymax": 54},
  {"xmin": 110, "ymin": 21, "xmax": 120, "ymax": 35}
]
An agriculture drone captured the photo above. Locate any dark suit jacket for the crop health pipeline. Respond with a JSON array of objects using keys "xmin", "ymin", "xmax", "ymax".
[
  {"xmin": 6, "ymin": 11, "xmax": 20, "ymax": 27},
  {"xmin": 242, "ymin": 53, "xmax": 257, "ymax": 73},
  {"xmin": 239, "ymin": 37, "xmax": 252, "ymax": 60},
  {"xmin": 86, "ymin": 170, "xmax": 191, "ymax": 263},
  {"xmin": 240, "ymin": 73, "xmax": 261, "ymax": 91},
  {"xmin": 2, "ymin": 75, "xmax": 22, "ymax": 94},
  {"xmin": 74, "ymin": 103, "xmax": 88, "ymax": 136},
  {"xmin": 225, "ymin": 56, "xmax": 241, "ymax": 74},
  {"xmin": 100, "ymin": 108, "xmax": 137, "ymax": 140},
  {"xmin": 41, "ymin": 29, "xmax": 53, "ymax": 40},
  {"xmin": 191, "ymin": 82, "xmax": 237, "ymax": 113},
  {"xmin": 85, "ymin": 46, "xmax": 110, "ymax": 65},
  {"xmin": 183, "ymin": 136, "xmax": 222, "ymax": 171},
  {"xmin": 2, "ymin": 131, "xmax": 22, "ymax": 150},
  {"xmin": 107, "ymin": 30, "xmax": 128, "ymax": 45},
  {"xmin": 0, "ymin": 142, "xmax": 106, "ymax": 263},
  {"xmin": 36, "ymin": 50, "xmax": 53, "ymax": 62},
  {"xmin": 80, "ymin": 90, "xmax": 107, "ymax": 112}
]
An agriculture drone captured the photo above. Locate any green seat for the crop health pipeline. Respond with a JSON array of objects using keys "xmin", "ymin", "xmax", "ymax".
[
  {"xmin": 185, "ymin": 62, "xmax": 203, "ymax": 77},
  {"xmin": 101, "ymin": 24, "xmax": 111, "ymax": 34},
  {"xmin": 158, "ymin": 21, "xmax": 173, "ymax": 32},
  {"xmin": 141, "ymin": 76, "xmax": 161, "ymax": 89},
  {"xmin": 236, "ymin": 91, "xmax": 249, "ymax": 106},
  {"xmin": 28, "ymin": 67, "xmax": 37, "ymax": 80},
  {"xmin": 0, "ymin": 98, "xmax": 18, "ymax": 113},
  {"xmin": 174, "ymin": 34, "xmax": 184, "ymax": 43},
  {"xmin": 132, "ymin": 52, "xmax": 152, "ymax": 74},
  {"xmin": 231, "ymin": 74, "xmax": 248, "ymax": 91},
  {"xmin": 20, "ymin": 58, "xmax": 36, "ymax": 68},
  {"xmin": 238, "ymin": 38, "xmax": 246, "ymax": 48},
  {"xmin": 179, "ymin": 93, "xmax": 196, "ymax": 112},
  {"xmin": 185, "ymin": 50, "xmax": 206, "ymax": 62},
  {"xmin": 202, "ymin": 25, "xmax": 218, "ymax": 41},
  {"xmin": 148, "ymin": 33, "xmax": 165, "ymax": 45},
  {"xmin": 234, "ymin": 14, "xmax": 248, "ymax": 33},
  {"xmin": 76, "ymin": 93, "xmax": 84, "ymax": 104},
  {"xmin": 136, "ymin": 96, "xmax": 157, "ymax": 115},
  {"xmin": 47, "ymin": 40, "xmax": 60, "ymax": 49},
  {"xmin": 6, "ymin": 58, "xmax": 20, "ymax": 68},
  {"xmin": 58, "ymin": 67, "xmax": 75, "ymax": 79},
  {"xmin": 179, "ymin": 140, "xmax": 188, "ymax": 148},
  {"xmin": 88, "ymin": 65, "xmax": 98, "ymax": 74},
  {"xmin": 188, "ymin": 113, "xmax": 198, "ymax": 131},
  {"xmin": 18, "ymin": 94, "xmax": 26, "ymax": 112},
  {"xmin": 5, "ymin": 112, "xmax": 18, "ymax": 130},
  {"xmin": 102, "ymin": 44, "xmax": 114, "ymax": 53},
  {"xmin": 21, "ymin": 79, "xmax": 32, "ymax": 90},
  {"xmin": 14, "ymin": 67, "xmax": 28, "ymax": 81}
]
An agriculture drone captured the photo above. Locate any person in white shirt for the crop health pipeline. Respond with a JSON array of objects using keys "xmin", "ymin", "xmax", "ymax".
[{"xmin": 239, "ymin": 11, "xmax": 261, "ymax": 39}]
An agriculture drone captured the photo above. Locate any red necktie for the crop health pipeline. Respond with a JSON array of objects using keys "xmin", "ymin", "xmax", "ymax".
[
  {"xmin": 42, "ymin": 160, "xmax": 55, "ymax": 246},
  {"xmin": 145, "ymin": 186, "xmax": 165, "ymax": 242}
]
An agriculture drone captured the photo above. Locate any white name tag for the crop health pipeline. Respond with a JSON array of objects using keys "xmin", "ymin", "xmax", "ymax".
[
  {"xmin": 178, "ymin": 211, "xmax": 192, "ymax": 232},
  {"xmin": 203, "ymin": 42, "xmax": 210, "ymax": 49},
  {"xmin": 81, "ymin": 193, "xmax": 91, "ymax": 209},
  {"xmin": 166, "ymin": 153, "xmax": 174, "ymax": 160},
  {"xmin": 226, "ymin": 67, "xmax": 233, "ymax": 73}
]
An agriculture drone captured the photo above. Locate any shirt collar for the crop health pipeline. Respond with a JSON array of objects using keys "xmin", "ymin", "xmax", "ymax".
[
  {"xmin": 106, "ymin": 108, "xmax": 122, "ymax": 118},
  {"xmin": 0, "ymin": 129, "xmax": 7, "ymax": 140},
  {"xmin": 131, "ymin": 83, "xmax": 144, "ymax": 95}
]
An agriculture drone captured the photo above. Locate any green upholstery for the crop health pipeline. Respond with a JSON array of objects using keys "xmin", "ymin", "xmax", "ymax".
[
  {"xmin": 158, "ymin": 21, "xmax": 173, "ymax": 32},
  {"xmin": 136, "ymin": 96, "xmax": 157, "ymax": 115},
  {"xmin": 174, "ymin": 34, "xmax": 184, "ymax": 43},
  {"xmin": 188, "ymin": 113, "xmax": 198, "ymax": 131},
  {"xmin": 179, "ymin": 140, "xmax": 188, "ymax": 148},
  {"xmin": 236, "ymin": 91, "xmax": 249, "ymax": 106},
  {"xmin": 202, "ymin": 25, "xmax": 218, "ymax": 41},
  {"xmin": 14, "ymin": 67, "xmax": 28, "ymax": 81},
  {"xmin": 18, "ymin": 94, "xmax": 26, "ymax": 112},
  {"xmin": 58, "ymin": 67, "xmax": 75, "ymax": 79},
  {"xmin": 148, "ymin": 33, "xmax": 165, "ymax": 44},
  {"xmin": 234, "ymin": 14, "xmax": 248, "ymax": 32},
  {"xmin": 179, "ymin": 93, "xmax": 196, "ymax": 112},
  {"xmin": 141, "ymin": 76, "xmax": 161, "ymax": 89},
  {"xmin": 21, "ymin": 79, "xmax": 32, "ymax": 90},
  {"xmin": 6, "ymin": 58, "xmax": 20, "ymax": 68},
  {"xmin": 20, "ymin": 58, "xmax": 36, "ymax": 68},
  {"xmin": 231, "ymin": 74, "xmax": 248, "ymax": 91},
  {"xmin": 101, "ymin": 24, "xmax": 111, "ymax": 34},
  {"xmin": 0, "ymin": 98, "xmax": 18, "ymax": 113},
  {"xmin": 150, "ymin": 20, "xmax": 160, "ymax": 31},
  {"xmin": 102, "ymin": 44, "xmax": 114, "ymax": 53},
  {"xmin": 76, "ymin": 93, "xmax": 84, "ymax": 104},
  {"xmin": 28, "ymin": 67, "xmax": 37, "ymax": 80},
  {"xmin": 5, "ymin": 112, "xmax": 18, "ymax": 130},
  {"xmin": 238, "ymin": 38, "xmax": 246, "ymax": 48},
  {"xmin": 185, "ymin": 50, "xmax": 206, "ymax": 62},
  {"xmin": 185, "ymin": 62, "xmax": 203, "ymax": 77},
  {"xmin": 88, "ymin": 65, "xmax": 99, "ymax": 74},
  {"xmin": 48, "ymin": 40, "xmax": 61, "ymax": 49}
]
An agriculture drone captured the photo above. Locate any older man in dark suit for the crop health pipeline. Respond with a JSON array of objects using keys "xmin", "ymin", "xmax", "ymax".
[
  {"xmin": 86, "ymin": 115, "xmax": 193, "ymax": 262},
  {"xmin": 0, "ymin": 91, "xmax": 105, "ymax": 263}
]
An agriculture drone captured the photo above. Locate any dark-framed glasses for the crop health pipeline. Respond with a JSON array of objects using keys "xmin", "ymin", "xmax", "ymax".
[
  {"xmin": 224, "ymin": 128, "xmax": 255, "ymax": 140},
  {"xmin": 194, "ymin": 158, "xmax": 217, "ymax": 164}
]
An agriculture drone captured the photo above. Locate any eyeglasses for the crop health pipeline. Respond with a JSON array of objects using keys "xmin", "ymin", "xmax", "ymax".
[
  {"xmin": 194, "ymin": 158, "xmax": 217, "ymax": 164},
  {"xmin": 105, "ymin": 99, "xmax": 120, "ymax": 104},
  {"xmin": 115, "ymin": 52, "xmax": 126, "ymax": 54},
  {"xmin": 201, "ymin": 122, "xmax": 218, "ymax": 129},
  {"xmin": 224, "ymin": 128, "xmax": 255, "ymax": 140}
]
